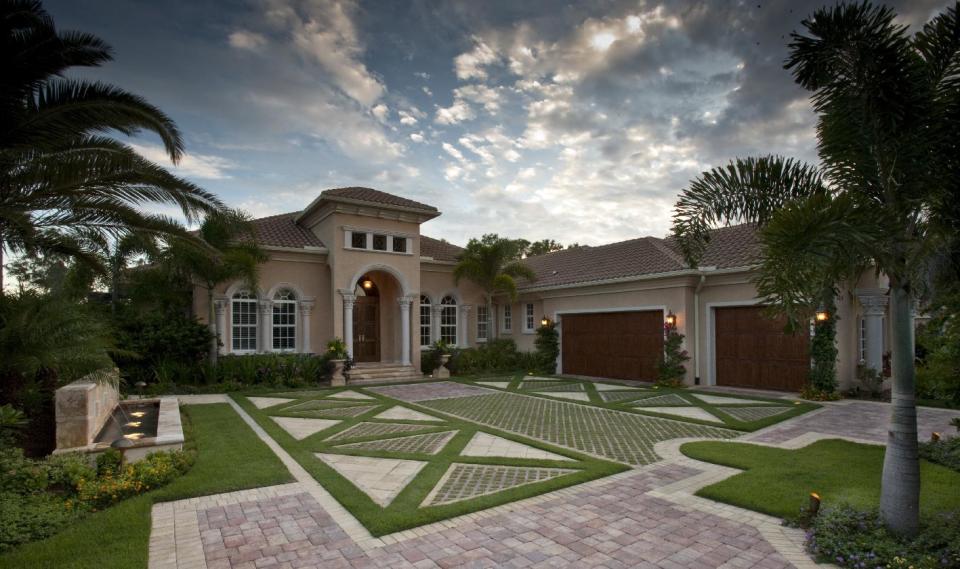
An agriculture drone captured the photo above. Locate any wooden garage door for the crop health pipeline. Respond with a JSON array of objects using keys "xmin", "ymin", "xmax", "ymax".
[
  {"xmin": 561, "ymin": 311, "xmax": 663, "ymax": 381},
  {"xmin": 714, "ymin": 306, "xmax": 809, "ymax": 391}
]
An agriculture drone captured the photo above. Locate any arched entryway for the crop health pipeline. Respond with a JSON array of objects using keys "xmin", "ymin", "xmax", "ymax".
[{"xmin": 353, "ymin": 276, "xmax": 380, "ymax": 362}]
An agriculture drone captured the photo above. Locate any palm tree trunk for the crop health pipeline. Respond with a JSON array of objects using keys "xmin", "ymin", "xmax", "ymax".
[
  {"xmin": 207, "ymin": 286, "xmax": 219, "ymax": 365},
  {"xmin": 879, "ymin": 280, "xmax": 920, "ymax": 536}
]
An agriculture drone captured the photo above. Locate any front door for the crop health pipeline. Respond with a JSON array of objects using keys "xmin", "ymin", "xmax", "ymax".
[{"xmin": 353, "ymin": 296, "xmax": 380, "ymax": 362}]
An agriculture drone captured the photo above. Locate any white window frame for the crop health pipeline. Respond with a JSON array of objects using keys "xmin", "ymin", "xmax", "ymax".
[
  {"xmin": 231, "ymin": 291, "xmax": 259, "ymax": 354},
  {"xmin": 419, "ymin": 295, "xmax": 432, "ymax": 348},
  {"xmin": 477, "ymin": 304, "xmax": 489, "ymax": 343},
  {"xmin": 523, "ymin": 303, "xmax": 535, "ymax": 333},
  {"xmin": 343, "ymin": 229, "xmax": 412, "ymax": 256},
  {"xmin": 272, "ymin": 289, "xmax": 297, "ymax": 352},
  {"xmin": 440, "ymin": 296, "xmax": 458, "ymax": 346},
  {"xmin": 502, "ymin": 304, "xmax": 512, "ymax": 333}
]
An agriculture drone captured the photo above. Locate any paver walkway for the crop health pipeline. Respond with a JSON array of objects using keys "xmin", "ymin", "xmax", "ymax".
[{"xmin": 155, "ymin": 394, "xmax": 960, "ymax": 568}]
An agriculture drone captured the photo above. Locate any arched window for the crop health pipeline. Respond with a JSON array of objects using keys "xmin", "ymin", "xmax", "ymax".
[
  {"xmin": 231, "ymin": 291, "xmax": 258, "ymax": 353},
  {"xmin": 419, "ymin": 295, "xmax": 432, "ymax": 347},
  {"xmin": 440, "ymin": 295, "xmax": 458, "ymax": 345},
  {"xmin": 272, "ymin": 289, "xmax": 297, "ymax": 352}
]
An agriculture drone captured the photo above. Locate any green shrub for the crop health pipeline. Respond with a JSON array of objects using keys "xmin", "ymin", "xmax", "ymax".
[
  {"xmin": 214, "ymin": 353, "xmax": 331, "ymax": 386},
  {"xmin": 919, "ymin": 436, "xmax": 960, "ymax": 472},
  {"xmin": 44, "ymin": 453, "xmax": 96, "ymax": 493},
  {"xmin": 808, "ymin": 310, "xmax": 838, "ymax": 395},
  {"xmin": 96, "ymin": 449, "xmax": 122, "ymax": 477},
  {"xmin": 76, "ymin": 450, "xmax": 194, "ymax": 510},
  {"xmin": 445, "ymin": 339, "xmax": 534, "ymax": 375},
  {"xmin": 915, "ymin": 294, "xmax": 960, "ymax": 405},
  {"xmin": 0, "ymin": 491, "xmax": 81, "ymax": 553},
  {"xmin": 656, "ymin": 324, "xmax": 688, "ymax": 387},
  {"xmin": 0, "ymin": 448, "xmax": 49, "ymax": 495},
  {"xmin": 113, "ymin": 313, "xmax": 213, "ymax": 386},
  {"xmin": 807, "ymin": 505, "xmax": 960, "ymax": 568},
  {"xmin": 534, "ymin": 324, "xmax": 559, "ymax": 374}
]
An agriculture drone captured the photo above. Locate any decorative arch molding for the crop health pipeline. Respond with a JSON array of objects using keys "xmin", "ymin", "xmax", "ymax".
[
  {"xmin": 437, "ymin": 289, "xmax": 463, "ymax": 304},
  {"xmin": 225, "ymin": 280, "xmax": 265, "ymax": 299},
  {"xmin": 347, "ymin": 263, "xmax": 411, "ymax": 296},
  {"xmin": 266, "ymin": 281, "xmax": 308, "ymax": 300}
]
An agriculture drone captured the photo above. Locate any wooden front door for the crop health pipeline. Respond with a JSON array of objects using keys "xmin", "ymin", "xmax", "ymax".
[
  {"xmin": 561, "ymin": 311, "xmax": 664, "ymax": 381},
  {"xmin": 353, "ymin": 296, "xmax": 380, "ymax": 362},
  {"xmin": 714, "ymin": 306, "xmax": 810, "ymax": 391}
]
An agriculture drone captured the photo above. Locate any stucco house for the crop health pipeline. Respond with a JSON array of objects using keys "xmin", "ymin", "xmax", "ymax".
[{"xmin": 193, "ymin": 186, "xmax": 895, "ymax": 391}]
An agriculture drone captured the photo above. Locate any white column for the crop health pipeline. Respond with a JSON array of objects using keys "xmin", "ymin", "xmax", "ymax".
[
  {"xmin": 299, "ymin": 300, "xmax": 314, "ymax": 354},
  {"xmin": 431, "ymin": 304, "xmax": 442, "ymax": 344},
  {"xmin": 258, "ymin": 300, "xmax": 273, "ymax": 353},
  {"xmin": 214, "ymin": 298, "xmax": 228, "ymax": 355},
  {"xmin": 856, "ymin": 288, "xmax": 889, "ymax": 374},
  {"xmin": 398, "ymin": 296, "xmax": 412, "ymax": 366},
  {"xmin": 459, "ymin": 304, "xmax": 472, "ymax": 348},
  {"xmin": 340, "ymin": 292, "xmax": 356, "ymax": 358}
]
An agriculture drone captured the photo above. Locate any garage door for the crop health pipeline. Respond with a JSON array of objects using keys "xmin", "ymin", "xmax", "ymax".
[
  {"xmin": 714, "ymin": 306, "xmax": 810, "ymax": 391},
  {"xmin": 561, "ymin": 311, "xmax": 663, "ymax": 381}
]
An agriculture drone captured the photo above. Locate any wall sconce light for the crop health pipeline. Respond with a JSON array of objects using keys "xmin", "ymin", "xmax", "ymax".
[
  {"xmin": 540, "ymin": 316, "xmax": 551, "ymax": 327},
  {"xmin": 362, "ymin": 279, "xmax": 374, "ymax": 290},
  {"xmin": 815, "ymin": 309, "xmax": 829, "ymax": 322},
  {"xmin": 665, "ymin": 311, "xmax": 677, "ymax": 327}
]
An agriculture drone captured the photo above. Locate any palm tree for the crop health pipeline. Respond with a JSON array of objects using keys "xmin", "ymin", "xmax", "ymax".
[
  {"xmin": 0, "ymin": 0, "xmax": 223, "ymax": 290},
  {"xmin": 161, "ymin": 210, "xmax": 266, "ymax": 363},
  {"xmin": 453, "ymin": 235, "xmax": 535, "ymax": 341},
  {"xmin": 671, "ymin": 2, "xmax": 959, "ymax": 536}
]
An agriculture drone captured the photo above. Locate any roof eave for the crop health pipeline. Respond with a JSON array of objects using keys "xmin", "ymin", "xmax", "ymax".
[{"xmin": 515, "ymin": 264, "xmax": 757, "ymax": 294}]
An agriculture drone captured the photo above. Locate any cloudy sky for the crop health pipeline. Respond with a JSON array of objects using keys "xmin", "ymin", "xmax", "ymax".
[{"xmin": 48, "ymin": 0, "xmax": 947, "ymax": 247}]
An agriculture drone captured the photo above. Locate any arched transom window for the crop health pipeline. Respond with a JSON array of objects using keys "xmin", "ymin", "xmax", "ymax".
[
  {"xmin": 440, "ymin": 295, "xmax": 457, "ymax": 345},
  {"xmin": 272, "ymin": 289, "xmax": 297, "ymax": 352},
  {"xmin": 231, "ymin": 291, "xmax": 258, "ymax": 353},
  {"xmin": 419, "ymin": 295, "xmax": 432, "ymax": 347}
]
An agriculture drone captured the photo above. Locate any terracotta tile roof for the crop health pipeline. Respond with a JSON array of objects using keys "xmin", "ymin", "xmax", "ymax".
[
  {"xmin": 420, "ymin": 236, "xmax": 463, "ymax": 261},
  {"xmin": 518, "ymin": 223, "xmax": 760, "ymax": 290},
  {"xmin": 321, "ymin": 187, "xmax": 438, "ymax": 212},
  {"xmin": 250, "ymin": 212, "xmax": 325, "ymax": 249}
]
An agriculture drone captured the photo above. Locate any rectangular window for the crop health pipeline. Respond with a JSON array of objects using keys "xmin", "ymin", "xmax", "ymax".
[
  {"xmin": 524, "ymin": 303, "xmax": 535, "ymax": 332},
  {"xmin": 441, "ymin": 305, "xmax": 457, "ymax": 345},
  {"xmin": 231, "ymin": 299, "xmax": 258, "ymax": 352},
  {"xmin": 420, "ymin": 302, "xmax": 432, "ymax": 347},
  {"xmin": 502, "ymin": 304, "xmax": 512, "ymax": 332},
  {"xmin": 477, "ymin": 305, "xmax": 488, "ymax": 341},
  {"xmin": 372, "ymin": 234, "xmax": 387, "ymax": 251},
  {"xmin": 392, "ymin": 237, "xmax": 407, "ymax": 253},
  {"xmin": 272, "ymin": 302, "xmax": 296, "ymax": 351},
  {"xmin": 351, "ymin": 232, "xmax": 367, "ymax": 249}
]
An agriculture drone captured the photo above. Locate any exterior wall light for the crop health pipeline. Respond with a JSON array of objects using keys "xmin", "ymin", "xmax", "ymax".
[
  {"xmin": 665, "ymin": 312, "xmax": 677, "ymax": 327},
  {"xmin": 815, "ymin": 309, "xmax": 829, "ymax": 322},
  {"xmin": 362, "ymin": 279, "xmax": 374, "ymax": 290},
  {"xmin": 540, "ymin": 316, "xmax": 551, "ymax": 327}
]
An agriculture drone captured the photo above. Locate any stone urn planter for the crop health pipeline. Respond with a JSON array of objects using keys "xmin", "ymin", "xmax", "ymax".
[
  {"xmin": 434, "ymin": 354, "xmax": 452, "ymax": 379},
  {"xmin": 330, "ymin": 359, "xmax": 347, "ymax": 386}
]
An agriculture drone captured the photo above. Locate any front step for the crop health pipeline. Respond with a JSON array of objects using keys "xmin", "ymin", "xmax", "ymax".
[{"xmin": 346, "ymin": 363, "xmax": 423, "ymax": 384}]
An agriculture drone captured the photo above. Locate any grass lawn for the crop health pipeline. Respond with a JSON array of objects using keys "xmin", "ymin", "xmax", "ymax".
[
  {"xmin": 680, "ymin": 438, "xmax": 960, "ymax": 521},
  {"xmin": 0, "ymin": 404, "xmax": 292, "ymax": 569}
]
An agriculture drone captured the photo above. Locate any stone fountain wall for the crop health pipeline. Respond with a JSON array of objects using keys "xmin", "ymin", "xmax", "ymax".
[{"xmin": 55, "ymin": 369, "xmax": 120, "ymax": 451}]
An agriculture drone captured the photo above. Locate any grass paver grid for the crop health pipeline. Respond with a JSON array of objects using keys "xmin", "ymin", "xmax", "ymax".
[
  {"xmin": 267, "ymin": 389, "xmax": 332, "ymax": 398},
  {"xmin": 291, "ymin": 404, "xmax": 378, "ymax": 418},
  {"xmin": 326, "ymin": 421, "xmax": 436, "ymax": 441},
  {"xmin": 281, "ymin": 398, "xmax": 368, "ymax": 412},
  {"xmin": 423, "ymin": 392, "xmax": 737, "ymax": 465},
  {"xmin": 423, "ymin": 463, "xmax": 577, "ymax": 506},
  {"xmin": 520, "ymin": 380, "xmax": 573, "ymax": 390},
  {"xmin": 333, "ymin": 430, "xmax": 458, "ymax": 455},
  {"xmin": 717, "ymin": 406, "xmax": 795, "ymax": 422},
  {"xmin": 629, "ymin": 393, "xmax": 691, "ymax": 406},
  {"xmin": 599, "ymin": 390, "xmax": 652, "ymax": 402},
  {"xmin": 528, "ymin": 382, "xmax": 585, "ymax": 392}
]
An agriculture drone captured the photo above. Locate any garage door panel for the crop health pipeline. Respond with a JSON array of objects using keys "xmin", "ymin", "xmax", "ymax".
[
  {"xmin": 561, "ymin": 311, "xmax": 663, "ymax": 381},
  {"xmin": 715, "ymin": 306, "xmax": 809, "ymax": 391}
]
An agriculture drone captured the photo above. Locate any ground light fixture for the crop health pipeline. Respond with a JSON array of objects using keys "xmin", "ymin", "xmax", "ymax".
[{"xmin": 809, "ymin": 492, "xmax": 822, "ymax": 516}]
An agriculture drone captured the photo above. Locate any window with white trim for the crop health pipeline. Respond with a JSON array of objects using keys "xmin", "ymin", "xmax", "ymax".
[
  {"xmin": 524, "ymin": 303, "xmax": 535, "ymax": 332},
  {"xmin": 440, "ymin": 296, "xmax": 458, "ymax": 345},
  {"xmin": 231, "ymin": 291, "xmax": 258, "ymax": 353},
  {"xmin": 477, "ymin": 305, "xmax": 489, "ymax": 342},
  {"xmin": 502, "ymin": 304, "xmax": 512, "ymax": 332},
  {"xmin": 419, "ymin": 295, "xmax": 432, "ymax": 347},
  {"xmin": 272, "ymin": 289, "xmax": 297, "ymax": 352},
  {"xmin": 858, "ymin": 317, "xmax": 866, "ymax": 363}
]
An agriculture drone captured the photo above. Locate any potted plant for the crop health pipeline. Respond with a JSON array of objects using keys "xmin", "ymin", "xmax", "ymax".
[
  {"xmin": 327, "ymin": 338, "xmax": 350, "ymax": 386},
  {"xmin": 429, "ymin": 340, "xmax": 452, "ymax": 379}
]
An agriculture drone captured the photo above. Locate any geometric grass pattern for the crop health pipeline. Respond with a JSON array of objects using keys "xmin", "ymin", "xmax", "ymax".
[
  {"xmin": 332, "ymin": 430, "xmax": 458, "ymax": 455},
  {"xmin": 629, "ymin": 393, "xmax": 690, "ymax": 407},
  {"xmin": 315, "ymin": 454, "xmax": 427, "ymax": 507},
  {"xmin": 693, "ymin": 394, "xmax": 773, "ymax": 405},
  {"xmin": 282, "ymin": 399, "xmax": 365, "ymax": 413},
  {"xmin": 529, "ymin": 383, "xmax": 585, "ymax": 393},
  {"xmin": 599, "ymin": 390, "xmax": 650, "ymax": 403},
  {"xmin": 292, "ymin": 405, "xmax": 378, "ymax": 419},
  {"xmin": 326, "ymin": 422, "xmax": 438, "ymax": 442},
  {"xmin": 538, "ymin": 391, "xmax": 592, "ymax": 402},
  {"xmin": 716, "ymin": 406, "xmax": 795, "ymax": 422},
  {"xmin": 520, "ymin": 380, "xmax": 573, "ymax": 390},
  {"xmin": 247, "ymin": 396, "xmax": 294, "ymax": 409},
  {"xmin": 635, "ymin": 406, "xmax": 724, "ymax": 423},
  {"xmin": 372, "ymin": 406, "xmax": 443, "ymax": 422},
  {"xmin": 422, "ymin": 463, "xmax": 577, "ymax": 506},
  {"xmin": 423, "ymin": 392, "xmax": 737, "ymax": 465},
  {"xmin": 270, "ymin": 416, "xmax": 340, "ymax": 440}
]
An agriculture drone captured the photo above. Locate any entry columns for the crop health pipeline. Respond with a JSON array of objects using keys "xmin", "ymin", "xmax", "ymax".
[
  {"xmin": 430, "ymin": 304, "xmax": 442, "ymax": 344},
  {"xmin": 398, "ymin": 296, "xmax": 412, "ymax": 366},
  {"xmin": 258, "ymin": 300, "xmax": 273, "ymax": 353},
  {"xmin": 856, "ymin": 288, "xmax": 889, "ymax": 374},
  {"xmin": 213, "ymin": 298, "xmax": 228, "ymax": 355},
  {"xmin": 299, "ymin": 300, "xmax": 314, "ymax": 354},
  {"xmin": 340, "ymin": 291, "xmax": 357, "ymax": 358},
  {"xmin": 459, "ymin": 304, "xmax": 472, "ymax": 348}
]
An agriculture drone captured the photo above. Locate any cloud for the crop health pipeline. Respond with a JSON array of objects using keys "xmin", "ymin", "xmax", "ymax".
[
  {"xmin": 129, "ymin": 143, "xmax": 236, "ymax": 180},
  {"xmin": 372, "ymin": 103, "xmax": 390, "ymax": 122},
  {"xmin": 454, "ymin": 36, "xmax": 499, "ymax": 80},
  {"xmin": 410, "ymin": 132, "xmax": 425, "ymax": 143},
  {"xmin": 434, "ymin": 98, "xmax": 475, "ymax": 124},
  {"xmin": 228, "ymin": 30, "xmax": 267, "ymax": 51}
]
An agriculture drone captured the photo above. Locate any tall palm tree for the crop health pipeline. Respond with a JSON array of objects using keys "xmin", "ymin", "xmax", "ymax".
[
  {"xmin": 161, "ymin": 210, "xmax": 266, "ymax": 363},
  {"xmin": 672, "ymin": 2, "xmax": 960, "ymax": 536},
  {"xmin": 0, "ymin": 0, "xmax": 223, "ymax": 289},
  {"xmin": 453, "ymin": 235, "xmax": 535, "ymax": 341}
]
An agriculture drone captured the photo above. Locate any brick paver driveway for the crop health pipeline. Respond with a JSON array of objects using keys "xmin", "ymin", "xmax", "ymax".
[{"xmin": 151, "ymin": 394, "xmax": 960, "ymax": 569}]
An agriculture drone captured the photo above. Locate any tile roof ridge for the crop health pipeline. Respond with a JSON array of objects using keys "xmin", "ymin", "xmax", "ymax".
[{"xmin": 647, "ymin": 236, "xmax": 687, "ymax": 268}]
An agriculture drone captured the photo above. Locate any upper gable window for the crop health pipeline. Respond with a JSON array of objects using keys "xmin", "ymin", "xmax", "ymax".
[
  {"xmin": 351, "ymin": 232, "xmax": 367, "ymax": 249},
  {"xmin": 345, "ymin": 229, "xmax": 412, "ymax": 256},
  {"xmin": 392, "ymin": 237, "xmax": 407, "ymax": 253},
  {"xmin": 372, "ymin": 234, "xmax": 387, "ymax": 251}
]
